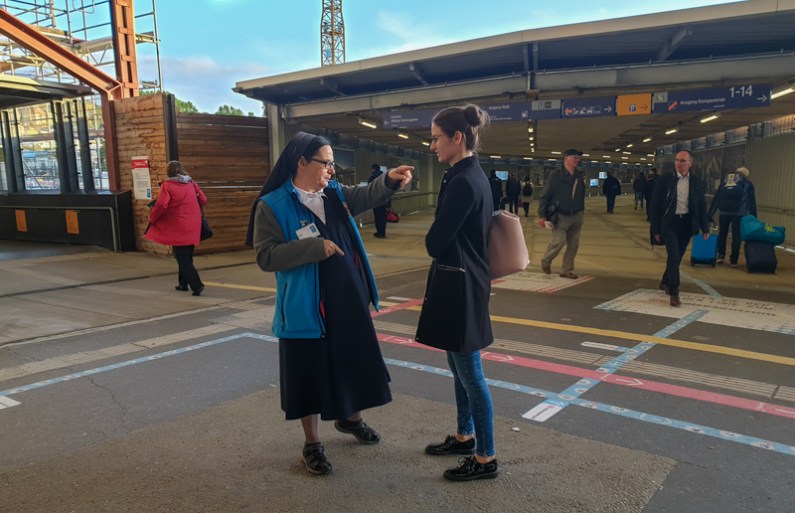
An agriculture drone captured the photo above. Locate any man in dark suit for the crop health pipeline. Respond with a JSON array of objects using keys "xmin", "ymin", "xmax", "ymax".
[{"xmin": 650, "ymin": 150, "xmax": 710, "ymax": 307}]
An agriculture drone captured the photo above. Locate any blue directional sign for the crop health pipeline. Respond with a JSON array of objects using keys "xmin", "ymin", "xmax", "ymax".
[
  {"xmin": 484, "ymin": 102, "xmax": 532, "ymax": 122},
  {"xmin": 653, "ymin": 84, "xmax": 771, "ymax": 113},
  {"xmin": 561, "ymin": 97, "xmax": 616, "ymax": 118}
]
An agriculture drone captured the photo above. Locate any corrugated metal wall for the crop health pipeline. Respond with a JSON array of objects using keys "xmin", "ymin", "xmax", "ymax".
[{"xmin": 745, "ymin": 131, "xmax": 795, "ymax": 248}]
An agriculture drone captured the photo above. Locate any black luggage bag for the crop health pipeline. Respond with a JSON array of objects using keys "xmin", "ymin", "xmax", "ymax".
[{"xmin": 744, "ymin": 240, "xmax": 777, "ymax": 273}]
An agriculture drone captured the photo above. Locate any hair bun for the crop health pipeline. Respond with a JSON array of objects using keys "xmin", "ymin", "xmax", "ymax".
[{"xmin": 464, "ymin": 104, "xmax": 488, "ymax": 127}]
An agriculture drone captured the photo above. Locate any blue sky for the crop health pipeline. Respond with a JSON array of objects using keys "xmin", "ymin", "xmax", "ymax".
[{"xmin": 137, "ymin": 0, "xmax": 739, "ymax": 114}]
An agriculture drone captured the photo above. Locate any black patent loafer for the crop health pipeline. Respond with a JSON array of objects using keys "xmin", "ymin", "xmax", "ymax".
[
  {"xmin": 443, "ymin": 456, "xmax": 499, "ymax": 481},
  {"xmin": 425, "ymin": 435, "xmax": 475, "ymax": 456}
]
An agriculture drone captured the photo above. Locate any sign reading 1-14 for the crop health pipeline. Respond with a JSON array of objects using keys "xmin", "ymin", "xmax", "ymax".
[{"xmin": 653, "ymin": 84, "xmax": 771, "ymax": 113}]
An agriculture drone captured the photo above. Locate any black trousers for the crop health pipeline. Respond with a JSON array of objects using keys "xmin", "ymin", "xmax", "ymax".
[
  {"xmin": 717, "ymin": 214, "xmax": 742, "ymax": 264},
  {"xmin": 606, "ymin": 194, "xmax": 617, "ymax": 213},
  {"xmin": 660, "ymin": 215, "xmax": 692, "ymax": 296},
  {"xmin": 506, "ymin": 196, "xmax": 519, "ymax": 214},
  {"xmin": 173, "ymin": 245, "xmax": 203, "ymax": 292},
  {"xmin": 373, "ymin": 205, "xmax": 387, "ymax": 236}
]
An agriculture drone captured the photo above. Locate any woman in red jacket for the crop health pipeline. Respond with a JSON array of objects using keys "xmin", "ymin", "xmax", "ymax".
[{"xmin": 145, "ymin": 160, "xmax": 207, "ymax": 296}]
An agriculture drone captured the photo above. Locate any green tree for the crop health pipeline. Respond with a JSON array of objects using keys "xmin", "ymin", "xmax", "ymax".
[
  {"xmin": 216, "ymin": 105, "xmax": 244, "ymax": 116},
  {"xmin": 175, "ymin": 97, "xmax": 199, "ymax": 114}
]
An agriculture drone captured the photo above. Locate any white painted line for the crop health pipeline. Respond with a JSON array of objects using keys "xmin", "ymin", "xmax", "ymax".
[
  {"xmin": 386, "ymin": 296, "xmax": 413, "ymax": 301},
  {"xmin": 522, "ymin": 402, "xmax": 564, "ymax": 422},
  {"xmin": 581, "ymin": 341, "xmax": 629, "ymax": 352},
  {"xmin": 0, "ymin": 396, "xmax": 20, "ymax": 410}
]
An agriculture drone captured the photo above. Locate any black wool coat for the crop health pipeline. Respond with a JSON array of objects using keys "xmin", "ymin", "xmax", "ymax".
[{"xmin": 415, "ymin": 156, "xmax": 494, "ymax": 352}]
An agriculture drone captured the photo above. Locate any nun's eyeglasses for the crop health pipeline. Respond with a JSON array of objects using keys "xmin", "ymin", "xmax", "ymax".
[{"xmin": 311, "ymin": 158, "xmax": 335, "ymax": 169}]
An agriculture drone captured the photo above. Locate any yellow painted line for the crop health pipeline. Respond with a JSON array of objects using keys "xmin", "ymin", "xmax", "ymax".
[
  {"xmin": 405, "ymin": 306, "xmax": 795, "ymax": 367},
  {"xmin": 203, "ymin": 281, "xmax": 277, "ymax": 293}
]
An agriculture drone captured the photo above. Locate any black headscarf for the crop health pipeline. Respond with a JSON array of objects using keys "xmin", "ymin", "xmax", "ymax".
[{"xmin": 245, "ymin": 131, "xmax": 318, "ymax": 246}]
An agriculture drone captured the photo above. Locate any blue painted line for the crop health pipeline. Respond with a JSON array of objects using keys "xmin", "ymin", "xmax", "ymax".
[
  {"xmin": 529, "ymin": 309, "xmax": 710, "ymax": 417},
  {"xmin": 383, "ymin": 357, "xmax": 795, "ymax": 458},
  {"xmin": 0, "ymin": 333, "xmax": 257, "ymax": 397},
  {"xmin": 3, "ymin": 331, "xmax": 793, "ymax": 458}
]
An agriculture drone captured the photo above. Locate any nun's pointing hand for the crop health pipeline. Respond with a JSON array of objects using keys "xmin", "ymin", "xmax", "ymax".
[{"xmin": 387, "ymin": 165, "xmax": 414, "ymax": 187}]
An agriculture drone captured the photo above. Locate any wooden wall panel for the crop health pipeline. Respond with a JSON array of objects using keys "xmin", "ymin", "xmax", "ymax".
[{"xmin": 175, "ymin": 112, "xmax": 270, "ymax": 253}]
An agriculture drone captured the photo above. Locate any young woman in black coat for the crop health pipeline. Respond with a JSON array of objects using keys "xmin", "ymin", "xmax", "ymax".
[{"xmin": 415, "ymin": 104, "xmax": 498, "ymax": 481}]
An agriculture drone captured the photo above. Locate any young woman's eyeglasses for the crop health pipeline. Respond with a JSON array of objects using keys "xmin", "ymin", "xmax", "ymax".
[
  {"xmin": 311, "ymin": 158, "xmax": 335, "ymax": 169},
  {"xmin": 430, "ymin": 134, "xmax": 447, "ymax": 144}
]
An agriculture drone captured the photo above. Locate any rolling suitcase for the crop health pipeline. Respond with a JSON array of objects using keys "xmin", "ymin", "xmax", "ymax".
[
  {"xmin": 744, "ymin": 240, "xmax": 777, "ymax": 273},
  {"xmin": 690, "ymin": 234, "xmax": 718, "ymax": 267}
]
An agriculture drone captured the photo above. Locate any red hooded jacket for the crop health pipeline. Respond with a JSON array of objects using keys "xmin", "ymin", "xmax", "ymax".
[{"xmin": 145, "ymin": 179, "xmax": 207, "ymax": 247}]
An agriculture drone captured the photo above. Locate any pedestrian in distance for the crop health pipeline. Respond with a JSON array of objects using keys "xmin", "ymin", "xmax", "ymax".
[
  {"xmin": 415, "ymin": 104, "xmax": 498, "ymax": 481},
  {"xmin": 521, "ymin": 177, "xmax": 534, "ymax": 217},
  {"xmin": 649, "ymin": 150, "xmax": 710, "ymax": 307},
  {"xmin": 537, "ymin": 149, "xmax": 586, "ymax": 279},
  {"xmin": 505, "ymin": 172, "xmax": 521, "ymax": 214},
  {"xmin": 488, "ymin": 169, "xmax": 503, "ymax": 212},
  {"xmin": 144, "ymin": 160, "xmax": 207, "ymax": 296},
  {"xmin": 602, "ymin": 170, "xmax": 620, "ymax": 213},
  {"xmin": 707, "ymin": 166, "xmax": 757, "ymax": 267},
  {"xmin": 246, "ymin": 131, "xmax": 413, "ymax": 476},
  {"xmin": 368, "ymin": 163, "xmax": 389, "ymax": 238},
  {"xmin": 644, "ymin": 168, "xmax": 658, "ymax": 221},
  {"xmin": 633, "ymin": 171, "xmax": 646, "ymax": 210}
]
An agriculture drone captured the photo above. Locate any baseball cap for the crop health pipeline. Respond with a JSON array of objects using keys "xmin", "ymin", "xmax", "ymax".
[{"xmin": 564, "ymin": 149, "xmax": 583, "ymax": 156}]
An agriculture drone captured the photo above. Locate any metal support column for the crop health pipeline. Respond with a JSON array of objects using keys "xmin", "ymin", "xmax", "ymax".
[
  {"xmin": 76, "ymin": 99, "xmax": 95, "ymax": 192},
  {"xmin": 52, "ymin": 101, "xmax": 79, "ymax": 193},
  {"xmin": 1, "ymin": 110, "xmax": 25, "ymax": 193},
  {"xmin": 110, "ymin": 0, "xmax": 140, "ymax": 98}
]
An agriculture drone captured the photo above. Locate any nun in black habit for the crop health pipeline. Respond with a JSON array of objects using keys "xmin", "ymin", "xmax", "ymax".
[{"xmin": 246, "ymin": 131, "xmax": 412, "ymax": 475}]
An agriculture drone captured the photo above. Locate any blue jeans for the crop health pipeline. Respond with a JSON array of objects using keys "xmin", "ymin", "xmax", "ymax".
[{"xmin": 447, "ymin": 350, "xmax": 495, "ymax": 457}]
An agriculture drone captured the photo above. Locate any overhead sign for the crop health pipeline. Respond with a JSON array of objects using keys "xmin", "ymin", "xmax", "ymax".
[
  {"xmin": 561, "ymin": 97, "xmax": 615, "ymax": 118},
  {"xmin": 617, "ymin": 93, "xmax": 652, "ymax": 116},
  {"xmin": 382, "ymin": 109, "xmax": 436, "ymax": 129},
  {"xmin": 484, "ymin": 102, "xmax": 531, "ymax": 122},
  {"xmin": 530, "ymin": 99, "xmax": 562, "ymax": 120},
  {"xmin": 653, "ymin": 84, "xmax": 771, "ymax": 113}
]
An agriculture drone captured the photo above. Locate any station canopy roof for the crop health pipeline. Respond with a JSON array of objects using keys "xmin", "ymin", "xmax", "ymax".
[
  {"xmin": 236, "ymin": 1, "xmax": 795, "ymax": 164},
  {"xmin": 0, "ymin": 75, "xmax": 91, "ymax": 109}
]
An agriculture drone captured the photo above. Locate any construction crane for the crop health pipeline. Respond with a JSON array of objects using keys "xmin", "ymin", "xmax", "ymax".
[{"xmin": 320, "ymin": 0, "xmax": 344, "ymax": 66}]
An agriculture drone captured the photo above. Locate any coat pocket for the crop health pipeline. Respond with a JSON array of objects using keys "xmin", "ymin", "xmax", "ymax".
[{"xmin": 415, "ymin": 262, "xmax": 467, "ymax": 351}]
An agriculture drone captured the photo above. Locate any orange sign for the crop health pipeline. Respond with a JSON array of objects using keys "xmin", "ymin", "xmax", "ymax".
[
  {"xmin": 15, "ymin": 210, "xmax": 27, "ymax": 232},
  {"xmin": 65, "ymin": 210, "xmax": 80, "ymax": 234},
  {"xmin": 617, "ymin": 93, "xmax": 652, "ymax": 116}
]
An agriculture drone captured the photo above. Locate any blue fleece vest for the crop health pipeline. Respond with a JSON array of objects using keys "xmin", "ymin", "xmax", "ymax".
[{"xmin": 261, "ymin": 179, "xmax": 379, "ymax": 338}]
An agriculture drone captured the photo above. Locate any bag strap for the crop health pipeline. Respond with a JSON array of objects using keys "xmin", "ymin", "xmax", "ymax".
[{"xmin": 191, "ymin": 181, "xmax": 205, "ymax": 216}]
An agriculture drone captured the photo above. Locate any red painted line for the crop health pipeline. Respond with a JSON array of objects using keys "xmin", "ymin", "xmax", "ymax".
[
  {"xmin": 372, "ymin": 297, "xmax": 424, "ymax": 318},
  {"xmin": 376, "ymin": 332, "xmax": 795, "ymax": 421},
  {"xmin": 538, "ymin": 275, "xmax": 595, "ymax": 293}
]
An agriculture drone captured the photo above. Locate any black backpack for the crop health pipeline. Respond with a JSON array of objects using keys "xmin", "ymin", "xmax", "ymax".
[
  {"xmin": 718, "ymin": 184, "xmax": 743, "ymax": 212},
  {"xmin": 522, "ymin": 183, "xmax": 533, "ymax": 196}
]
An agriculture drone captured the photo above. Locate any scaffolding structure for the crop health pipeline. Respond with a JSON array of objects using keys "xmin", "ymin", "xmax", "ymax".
[
  {"xmin": 0, "ymin": 0, "xmax": 160, "ymax": 89},
  {"xmin": 0, "ymin": 0, "xmax": 161, "ymax": 192}
]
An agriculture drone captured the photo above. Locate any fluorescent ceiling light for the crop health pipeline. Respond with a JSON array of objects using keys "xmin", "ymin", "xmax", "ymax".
[
  {"xmin": 421, "ymin": 141, "xmax": 430, "ymax": 147},
  {"xmin": 640, "ymin": 157, "xmax": 647, "ymax": 161},
  {"xmin": 397, "ymin": 132, "xmax": 409, "ymax": 139},
  {"xmin": 626, "ymin": 143, "xmax": 634, "ymax": 148},
  {"xmin": 642, "ymin": 137, "xmax": 652, "ymax": 143},
  {"xmin": 621, "ymin": 156, "xmax": 629, "ymax": 160},
  {"xmin": 622, "ymin": 151, "xmax": 631, "ymax": 155},
  {"xmin": 358, "ymin": 118, "xmax": 378, "ymax": 129},
  {"xmin": 551, "ymin": 151, "xmax": 561, "ymax": 154},
  {"xmin": 647, "ymin": 154, "xmax": 655, "ymax": 157},
  {"xmin": 490, "ymin": 155, "xmax": 502, "ymax": 159},
  {"xmin": 602, "ymin": 155, "xmax": 611, "ymax": 158},
  {"xmin": 665, "ymin": 128, "xmax": 678, "ymax": 135},
  {"xmin": 614, "ymin": 148, "xmax": 621, "ymax": 152},
  {"xmin": 582, "ymin": 153, "xmax": 590, "ymax": 157},
  {"xmin": 523, "ymin": 157, "xmax": 533, "ymax": 160},
  {"xmin": 771, "ymin": 87, "xmax": 794, "ymax": 100},
  {"xmin": 700, "ymin": 114, "xmax": 720, "ymax": 124},
  {"xmin": 527, "ymin": 127, "xmax": 534, "ymax": 133},
  {"xmin": 528, "ymin": 136, "xmax": 534, "ymax": 141}
]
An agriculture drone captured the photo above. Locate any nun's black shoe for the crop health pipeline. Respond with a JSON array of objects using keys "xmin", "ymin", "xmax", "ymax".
[{"xmin": 334, "ymin": 419, "xmax": 380, "ymax": 444}]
